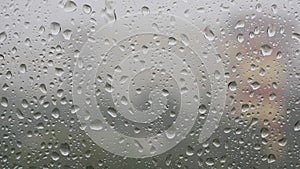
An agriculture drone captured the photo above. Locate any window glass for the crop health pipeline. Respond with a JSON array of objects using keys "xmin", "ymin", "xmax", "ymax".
[{"xmin": 0, "ymin": 0, "xmax": 299, "ymax": 168}]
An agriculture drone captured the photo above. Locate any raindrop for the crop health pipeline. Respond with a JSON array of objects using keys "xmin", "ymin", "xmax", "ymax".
[
  {"xmin": 0, "ymin": 32, "xmax": 7, "ymax": 42},
  {"xmin": 241, "ymin": 104, "xmax": 249, "ymax": 112},
  {"xmin": 50, "ymin": 22, "xmax": 61, "ymax": 35},
  {"xmin": 228, "ymin": 81, "xmax": 237, "ymax": 91},
  {"xmin": 51, "ymin": 152, "xmax": 60, "ymax": 161},
  {"xmin": 90, "ymin": 119, "xmax": 103, "ymax": 131},
  {"xmin": 292, "ymin": 33, "xmax": 300, "ymax": 42},
  {"xmin": 64, "ymin": 1, "xmax": 77, "ymax": 12},
  {"xmin": 166, "ymin": 126, "xmax": 176, "ymax": 139},
  {"xmin": 260, "ymin": 128, "xmax": 269, "ymax": 138},
  {"xmin": 107, "ymin": 107, "xmax": 117, "ymax": 118},
  {"xmin": 278, "ymin": 137, "xmax": 287, "ymax": 147},
  {"xmin": 267, "ymin": 154, "xmax": 276, "ymax": 163},
  {"xmin": 168, "ymin": 37, "xmax": 177, "ymax": 46},
  {"xmin": 267, "ymin": 24, "xmax": 276, "ymax": 37},
  {"xmin": 83, "ymin": 4, "xmax": 92, "ymax": 14},
  {"xmin": 250, "ymin": 82, "xmax": 260, "ymax": 90},
  {"xmin": 141, "ymin": 6, "xmax": 150, "ymax": 15},
  {"xmin": 294, "ymin": 121, "xmax": 300, "ymax": 132},
  {"xmin": 59, "ymin": 143, "xmax": 71, "ymax": 156},
  {"xmin": 19, "ymin": 64, "xmax": 27, "ymax": 73},
  {"xmin": 105, "ymin": 83, "xmax": 114, "ymax": 92},
  {"xmin": 260, "ymin": 44, "xmax": 273, "ymax": 56},
  {"xmin": 1, "ymin": 97, "xmax": 8, "ymax": 107},
  {"xmin": 186, "ymin": 146, "xmax": 194, "ymax": 156},
  {"xmin": 62, "ymin": 29, "xmax": 72, "ymax": 40},
  {"xmin": 203, "ymin": 26, "xmax": 215, "ymax": 41},
  {"xmin": 237, "ymin": 34, "xmax": 244, "ymax": 43},
  {"xmin": 234, "ymin": 20, "xmax": 245, "ymax": 29},
  {"xmin": 51, "ymin": 108, "xmax": 60, "ymax": 118},
  {"xmin": 198, "ymin": 104, "xmax": 207, "ymax": 114}
]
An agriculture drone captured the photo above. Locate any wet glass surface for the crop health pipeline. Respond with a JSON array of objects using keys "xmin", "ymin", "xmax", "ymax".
[{"xmin": 0, "ymin": 0, "xmax": 299, "ymax": 168}]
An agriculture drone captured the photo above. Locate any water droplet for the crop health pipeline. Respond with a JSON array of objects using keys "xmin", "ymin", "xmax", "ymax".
[
  {"xmin": 168, "ymin": 37, "xmax": 177, "ymax": 46},
  {"xmin": 166, "ymin": 126, "xmax": 176, "ymax": 139},
  {"xmin": 39, "ymin": 84, "xmax": 47, "ymax": 94},
  {"xmin": 198, "ymin": 104, "xmax": 207, "ymax": 114},
  {"xmin": 180, "ymin": 34, "xmax": 189, "ymax": 46},
  {"xmin": 0, "ymin": 32, "xmax": 7, "ymax": 42},
  {"xmin": 294, "ymin": 121, "xmax": 300, "ymax": 132},
  {"xmin": 269, "ymin": 93, "xmax": 276, "ymax": 100},
  {"xmin": 90, "ymin": 119, "xmax": 103, "ymax": 131},
  {"xmin": 241, "ymin": 104, "xmax": 249, "ymax": 112},
  {"xmin": 292, "ymin": 33, "xmax": 300, "ymax": 42},
  {"xmin": 141, "ymin": 6, "xmax": 150, "ymax": 15},
  {"xmin": 203, "ymin": 26, "xmax": 215, "ymax": 41},
  {"xmin": 235, "ymin": 20, "xmax": 245, "ymax": 29},
  {"xmin": 83, "ymin": 4, "xmax": 92, "ymax": 14},
  {"xmin": 278, "ymin": 137, "xmax": 287, "ymax": 147},
  {"xmin": 51, "ymin": 108, "xmax": 60, "ymax": 118},
  {"xmin": 267, "ymin": 24, "xmax": 276, "ymax": 37},
  {"xmin": 62, "ymin": 29, "xmax": 72, "ymax": 40},
  {"xmin": 255, "ymin": 3, "xmax": 262, "ymax": 12},
  {"xmin": 107, "ymin": 107, "xmax": 117, "ymax": 118},
  {"xmin": 105, "ymin": 83, "xmax": 114, "ymax": 92},
  {"xmin": 64, "ymin": 1, "xmax": 77, "ymax": 12},
  {"xmin": 1, "ymin": 97, "xmax": 8, "ymax": 107},
  {"xmin": 237, "ymin": 34, "xmax": 244, "ymax": 43},
  {"xmin": 271, "ymin": 4, "xmax": 278, "ymax": 14},
  {"xmin": 59, "ymin": 143, "xmax": 71, "ymax": 156},
  {"xmin": 19, "ymin": 64, "xmax": 27, "ymax": 73},
  {"xmin": 260, "ymin": 128, "xmax": 269, "ymax": 138},
  {"xmin": 55, "ymin": 67, "xmax": 64, "ymax": 76},
  {"xmin": 228, "ymin": 81, "xmax": 237, "ymax": 91},
  {"xmin": 16, "ymin": 108, "xmax": 25, "ymax": 119},
  {"xmin": 186, "ymin": 146, "xmax": 194, "ymax": 156},
  {"xmin": 120, "ymin": 96, "xmax": 128, "ymax": 105},
  {"xmin": 50, "ymin": 22, "xmax": 61, "ymax": 35},
  {"xmin": 260, "ymin": 44, "xmax": 273, "ymax": 56},
  {"xmin": 51, "ymin": 152, "xmax": 60, "ymax": 161},
  {"xmin": 267, "ymin": 154, "xmax": 276, "ymax": 163}
]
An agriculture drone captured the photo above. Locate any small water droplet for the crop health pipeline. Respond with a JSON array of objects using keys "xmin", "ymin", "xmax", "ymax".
[
  {"xmin": 294, "ymin": 121, "xmax": 300, "ymax": 132},
  {"xmin": 0, "ymin": 32, "xmax": 7, "ymax": 42},
  {"xmin": 203, "ymin": 26, "xmax": 215, "ymax": 41},
  {"xmin": 267, "ymin": 24, "xmax": 276, "ymax": 37},
  {"xmin": 1, "ymin": 97, "xmax": 8, "ymax": 107}
]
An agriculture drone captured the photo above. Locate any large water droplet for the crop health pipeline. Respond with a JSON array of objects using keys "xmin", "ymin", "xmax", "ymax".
[
  {"xmin": 50, "ymin": 22, "xmax": 61, "ymax": 35},
  {"xmin": 90, "ymin": 119, "xmax": 103, "ymax": 131},
  {"xmin": 64, "ymin": 1, "xmax": 77, "ymax": 12},
  {"xmin": 260, "ymin": 44, "xmax": 273, "ymax": 56}
]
